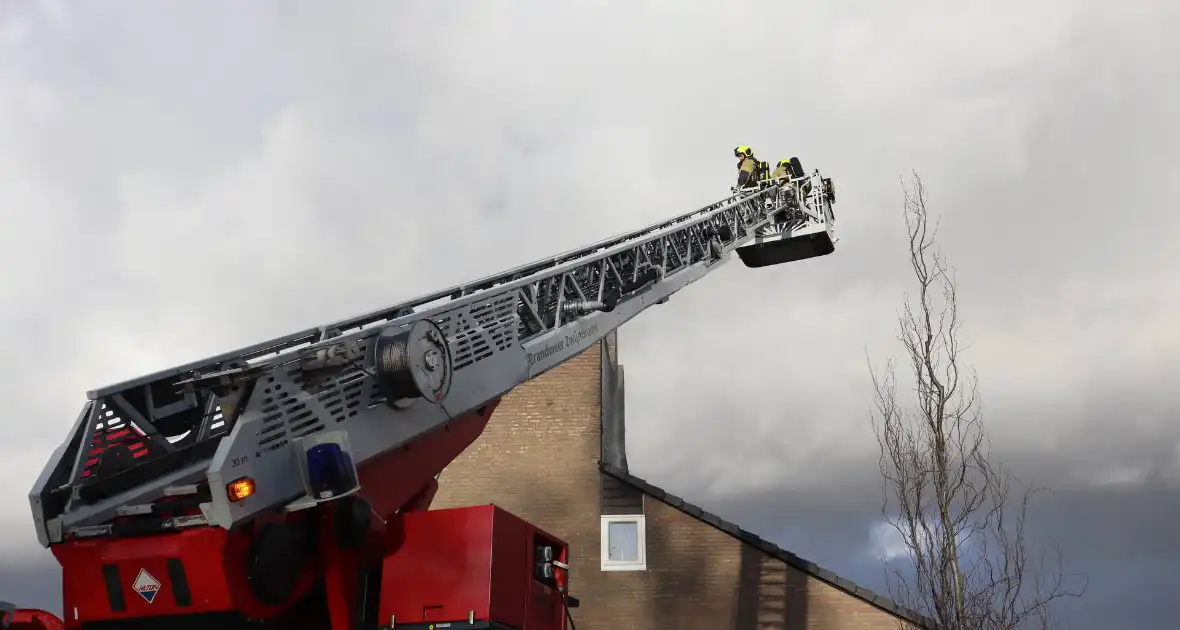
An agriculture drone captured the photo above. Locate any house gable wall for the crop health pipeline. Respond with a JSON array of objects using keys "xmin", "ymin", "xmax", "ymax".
[{"xmin": 431, "ymin": 338, "xmax": 921, "ymax": 630}]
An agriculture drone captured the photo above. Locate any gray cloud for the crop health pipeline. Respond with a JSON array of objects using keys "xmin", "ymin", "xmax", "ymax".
[
  {"xmin": 0, "ymin": 560, "xmax": 61, "ymax": 615},
  {"xmin": 1, "ymin": 0, "xmax": 1178, "ymax": 626},
  {"xmin": 689, "ymin": 471, "xmax": 1180, "ymax": 630}
]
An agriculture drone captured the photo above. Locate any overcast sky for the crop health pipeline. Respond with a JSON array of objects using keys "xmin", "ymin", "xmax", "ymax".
[{"xmin": 2, "ymin": 0, "xmax": 1178, "ymax": 627}]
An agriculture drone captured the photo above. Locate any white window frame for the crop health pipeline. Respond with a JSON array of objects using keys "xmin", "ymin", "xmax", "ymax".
[{"xmin": 600, "ymin": 514, "xmax": 647, "ymax": 571}]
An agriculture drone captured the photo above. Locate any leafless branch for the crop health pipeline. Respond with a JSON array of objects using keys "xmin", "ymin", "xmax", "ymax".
[{"xmin": 868, "ymin": 173, "xmax": 1087, "ymax": 630}]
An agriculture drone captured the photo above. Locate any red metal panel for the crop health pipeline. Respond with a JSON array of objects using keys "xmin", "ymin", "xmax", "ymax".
[
  {"xmin": 488, "ymin": 507, "xmax": 528, "ymax": 630},
  {"xmin": 54, "ymin": 528, "xmax": 230, "ymax": 626},
  {"xmin": 379, "ymin": 505, "xmax": 495, "ymax": 625},
  {"xmin": 51, "ymin": 522, "xmax": 314, "ymax": 628},
  {"xmin": 4, "ymin": 609, "xmax": 64, "ymax": 630},
  {"xmin": 356, "ymin": 400, "xmax": 500, "ymax": 521},
  {"xmin": 378, "ymin": 505, "xmax": 568, "ymax": 630},
  {"xmin": 522, "ymin": 522, "xmax": 567, "ymax": 630},
  {"xmin": 317, "ymin": 508, "xmax": 363, "ymax": 630},
  {"xmin": 527, "ymin": 580, "xmax": 563, "ymax": 630}
]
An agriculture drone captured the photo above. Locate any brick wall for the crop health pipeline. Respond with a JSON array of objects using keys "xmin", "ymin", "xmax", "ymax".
[
  {"xmin": 431, "ymin": 343, "xmax": 604, "ymax": 627},
  {"xmin": 432, "ymin": 341, "xmax": 917, "ymax": 630}
]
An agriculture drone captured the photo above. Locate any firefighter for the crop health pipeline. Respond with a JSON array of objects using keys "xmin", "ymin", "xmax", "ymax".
[
  {"xmin": 774, "ymin": 157, "xmax": 812, "ymax": 196},
  {"xmin": 771, "ymin": 159, "xmax": 798, "ymax": 208},
  {"xmin": 780, "ymin": 156, "xmax": 812, "ymax": 195},
  {"xmin": 757, "ymin": 160, "xmax": 771, "ymax": 187},
  {"xmin": 770, "ymin": 159, "xmax": 790, "ymax": 183},
  {"xmin": 734, "ymin": 146, "xmax": 758, "ymax": 189}
]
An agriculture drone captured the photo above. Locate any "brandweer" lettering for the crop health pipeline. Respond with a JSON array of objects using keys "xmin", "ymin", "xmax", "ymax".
[{"xmin": 526, "ymin": 322, "xmax": 601, "ymax": 367}]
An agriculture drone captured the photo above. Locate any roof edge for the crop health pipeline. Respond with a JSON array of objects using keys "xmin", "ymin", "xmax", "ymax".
[{"xmin": 599, "ymin": 462, "xmax": 935, "ymax": 628}]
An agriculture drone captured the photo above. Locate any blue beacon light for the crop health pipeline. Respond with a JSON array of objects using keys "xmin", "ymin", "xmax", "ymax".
[{"xmin": 305, "ymin": 442, "xmax": 357, "ymax": 500}]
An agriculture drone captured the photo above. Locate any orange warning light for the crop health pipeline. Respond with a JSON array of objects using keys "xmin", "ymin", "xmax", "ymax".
[{"xmin": 227, "ymin": 477, "xmax": 255, "ymax": 502}]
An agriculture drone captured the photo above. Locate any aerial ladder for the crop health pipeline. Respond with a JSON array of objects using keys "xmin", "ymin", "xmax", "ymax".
[{"xmin": 9, "ymin": 169, "xmax": 838, "ymax": 630}]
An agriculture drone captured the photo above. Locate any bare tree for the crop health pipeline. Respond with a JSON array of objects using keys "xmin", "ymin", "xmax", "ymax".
[{"xmin": 868, "ymin": 173, "xmax": 1087, "ymax": 630}]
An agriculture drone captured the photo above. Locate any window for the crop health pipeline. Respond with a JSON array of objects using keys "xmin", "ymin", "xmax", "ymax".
[{"xmin": 600, "ymin": 514, "xmax": 646, "ymax": 571}]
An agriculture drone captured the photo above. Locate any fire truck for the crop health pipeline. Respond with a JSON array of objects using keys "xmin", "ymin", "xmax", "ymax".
[{"xmin": 5, "ymin": 168, "xmax": 837, "ymax": 630}]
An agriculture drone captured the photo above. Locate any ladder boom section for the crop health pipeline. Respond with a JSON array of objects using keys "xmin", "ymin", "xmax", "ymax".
[{"xmin": 30, "ymin": 179, "xmax": 835, "ymax": 544}]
